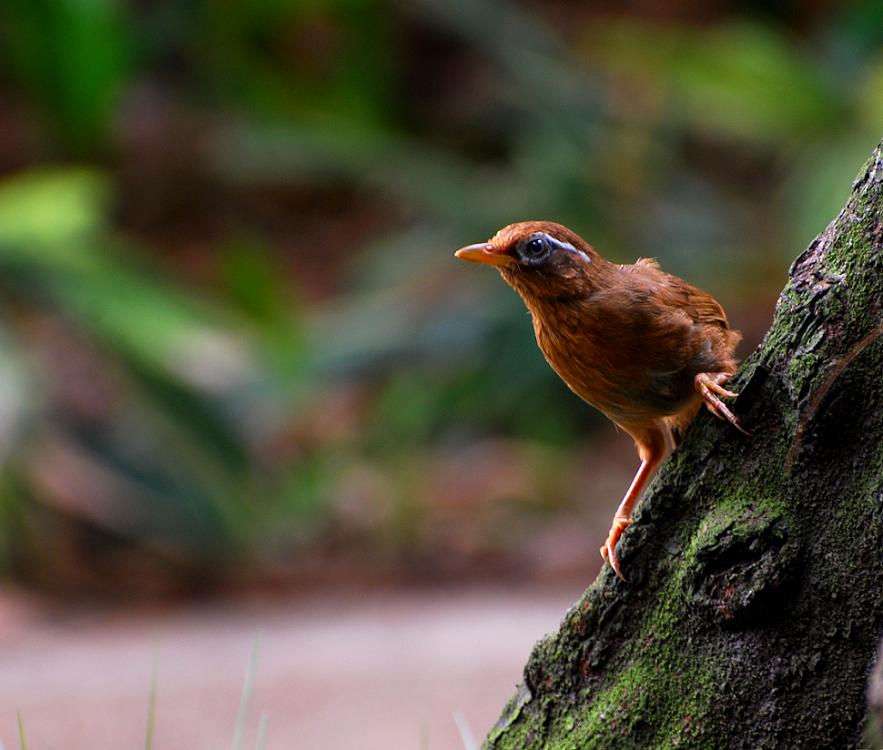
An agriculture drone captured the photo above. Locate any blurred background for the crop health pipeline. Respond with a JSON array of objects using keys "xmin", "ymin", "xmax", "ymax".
[{"xmin": 0, "ymin": 0, "xmax": 881, "ymax": 747}]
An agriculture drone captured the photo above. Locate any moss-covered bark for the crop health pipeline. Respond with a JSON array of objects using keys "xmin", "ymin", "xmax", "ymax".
[{"xmin": 485, "ymin": 138, "xmax": 883, "ymax": 750}]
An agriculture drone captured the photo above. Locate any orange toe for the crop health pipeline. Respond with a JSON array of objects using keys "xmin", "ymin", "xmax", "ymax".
[{"xmin": 600, "ymin": 515, "xmax": 631, "ymax": 581}]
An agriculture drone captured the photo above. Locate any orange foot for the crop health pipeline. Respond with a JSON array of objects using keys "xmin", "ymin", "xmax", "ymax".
[
  {"xmin": 600, "ymin": 514, "xmax": 632, "ymax": 581},
  {"xmin": 695, "ymin": 372, "xmax": 749, "ymax": 435}
]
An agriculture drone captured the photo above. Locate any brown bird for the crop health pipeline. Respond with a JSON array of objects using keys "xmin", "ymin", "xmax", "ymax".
[{"xmin": 455, "ymin": 221, "xmax": 746, "ymax": 580}]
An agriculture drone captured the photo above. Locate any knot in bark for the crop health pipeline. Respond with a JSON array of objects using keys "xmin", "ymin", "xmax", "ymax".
[{"xmin": 684, "ymin": 506, "xmax": 798, "ymax": 626}]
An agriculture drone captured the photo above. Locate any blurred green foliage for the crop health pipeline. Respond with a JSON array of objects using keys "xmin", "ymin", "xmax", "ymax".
[
  {"xmin": 2, "ymin": 0, "xmax": 130, "ymax": 151},
  {"xmin": 0, "ymin": 172, "xmax": 249, "ymax": 574},
  {"xmin": 0, "ymin": 0, "xmax": 880, "ymax": 591}
]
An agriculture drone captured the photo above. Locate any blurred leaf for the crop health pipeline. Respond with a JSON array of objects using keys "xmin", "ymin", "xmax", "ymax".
[
  {"xmin": 0, "ymin": 0, "xmax": 130, "ymax": 150},
  {"xmin": 836, "ymin": 0, "xmax": 883, "ymax": 55},
  {"xmin": 220, "ymin": 239, "xmax": 291, "ymax": 326},
  {"xmin": 121, "ymin": 356, "xmax": 251, "ymax": 477},
  {"xmin": 0, "ymin": 171, "xmax": 259, "ymax": 395},
  {"xmin": 0, "ymin": 322, "xmax": 31, "ymax": 469},
  {"xmin": 585, "ymin": 20, "xmax": 841, "ymax": 142},
  {"xmin": 371, "ymin": 372, "xmax": 443, "ymax": 446},
  {"xmin": 671, "ymin": 23, "xmax": 840, "ymax": 140},
  {"xmin": 219, "ymin": 238, "xmax": 309, "ymax": 378},
  {"xmin": 164, "ymin": 0, "xmax": 395, "ymax": 128},
  {"xmin": 0, "ymin": 169, "xmax": 263, "ymax": 562},
  {"xmin": 64, "ymin": 421, "xmax": 240, "ymax": 552},
  {"xmin": 0, "ymin": 471, "xmax": 29, "ymax": 574},
  {"xmin": 47, "ymin": 260, "xmax": 256, "ymax": 390},
  {"xmin": 0, "ymin": 169, "xmax": 106, "ymax": 255},
  {"xmin": 212, "ymin": 122, "xmax": 526, "ymax": 229},
  {"xmin": 857, "ymin": 52, "xmax": 883, "ymax": 128},
  {"xmin": 786, "ymin": 133, "xmax": 881, "ymax": 248},
  {"xmin": 405, "ymin": 0, "xmax": 602, "ymax": 124}
]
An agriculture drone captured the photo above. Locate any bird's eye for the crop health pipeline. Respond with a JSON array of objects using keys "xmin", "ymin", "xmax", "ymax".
[{"xmin": 520, "ymin": 235, "xmax": 550, "ymax": 263}]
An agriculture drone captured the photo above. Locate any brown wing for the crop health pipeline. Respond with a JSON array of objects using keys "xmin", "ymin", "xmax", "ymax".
[
  {"xmin": 604, "ymin": 262, "xmax": 739, "ymax": 415},
  {"xmin": 627, "ymin": 262, "xmax": 730, "ymax": 330},
  {"xmin": 673, "ymin": 280, "xmax": 730, "ymax": 329},
  {"xmin": 642, "ymin": 269, "xmax": 741, "ymax": 374}
]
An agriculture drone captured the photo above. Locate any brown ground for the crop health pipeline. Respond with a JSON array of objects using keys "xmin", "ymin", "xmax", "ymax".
[{"xmin": 0, "ymin": 583, "xmax": 583, "ymax": 750}]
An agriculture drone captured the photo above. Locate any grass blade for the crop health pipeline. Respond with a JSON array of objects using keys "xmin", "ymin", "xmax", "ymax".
[
  {"xmin": 144, "ymin": 650, "xmax": 158, "ymax": 750},
  {"xmin": 453, "ymin": 711, "xmax": 477, "ymax": 750},
  {"xmin": 17, "ymin": 709, "xmax": 28, "ymax": 750},
  {"xmin": 254, "ymin": 713, "xmax": 269, "ymax": 750},
  {"xmin": 231, "ymin": 633, "xmax": 262, "ymax": 750}
]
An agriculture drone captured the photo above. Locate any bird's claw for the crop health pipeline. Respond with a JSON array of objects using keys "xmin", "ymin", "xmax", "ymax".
[
  {"xmin": 695, "ymin": 372, "xmax": 750, "ymax": 435},
  {"xmin": 600, "ymin": 515, "xmax": 632, "ymax": 581}
]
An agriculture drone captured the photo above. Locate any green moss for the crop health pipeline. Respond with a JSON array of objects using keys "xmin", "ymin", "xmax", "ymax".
[
  {"xmin": 545, "ymin": 629, "xmax": 724, "ymax": 749},
  {"xmin": 786, "ymin": 351, "xmax": 820, "ymax": 395}
]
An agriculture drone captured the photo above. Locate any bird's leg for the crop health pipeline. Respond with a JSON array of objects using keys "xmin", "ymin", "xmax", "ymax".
[
  {"xmin": 601, "ymin": 423, "xmax": 672, "ymax": 581},
  {"xmin": 695, "ymin": 372, "xmax": 748, "ymax": 435}
]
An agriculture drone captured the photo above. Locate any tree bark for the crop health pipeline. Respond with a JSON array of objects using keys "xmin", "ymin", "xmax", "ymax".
[{"xmin": 484, "ymin": 138, "xmax": 883, "ymax": 750}]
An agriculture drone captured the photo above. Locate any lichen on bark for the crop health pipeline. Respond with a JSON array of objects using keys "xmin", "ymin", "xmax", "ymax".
[{"xmin": 484, "ymin": 138, "xmax": 883, "ymax": 750}]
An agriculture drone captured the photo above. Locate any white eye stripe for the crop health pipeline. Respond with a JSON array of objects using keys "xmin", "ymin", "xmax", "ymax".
[
  {"xmin": 546, "ymin": 236, "xmax": 592, "ymax": 264},
  {"xmin": 520, "ymin": 233, "xmax": 592, "ymax": 264}
]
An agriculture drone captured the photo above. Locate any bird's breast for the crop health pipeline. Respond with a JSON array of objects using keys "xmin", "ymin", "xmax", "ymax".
[{"xmin": 530, "ymin": 303, "xmax": 699, "ymax": 424}]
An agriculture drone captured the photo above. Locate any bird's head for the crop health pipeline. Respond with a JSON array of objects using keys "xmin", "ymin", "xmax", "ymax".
[{"xmin": 454, "ymin": 221, "xmax": 605, "ymax": 300}]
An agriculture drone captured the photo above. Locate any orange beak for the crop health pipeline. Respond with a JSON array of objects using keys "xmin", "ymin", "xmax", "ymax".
[{"xmin": 454, "ymin": 242, "xmax": 515, "ymax": 267}]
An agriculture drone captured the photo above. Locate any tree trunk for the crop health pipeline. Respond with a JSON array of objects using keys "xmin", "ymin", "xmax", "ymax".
[{"xmin": 484, "ymin": 138, "xmax": 883, "ymax": 750}]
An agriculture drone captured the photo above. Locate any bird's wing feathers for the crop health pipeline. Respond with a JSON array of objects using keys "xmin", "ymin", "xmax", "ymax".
[
  {"xmin": 626, "ymin": 262, "xmax": 729, "ymax": 329},
  {"xmin": 634, "ymin": 257, "xmax": 660, "ymax": 269},
  {"xmin": 675, "ymin": 282, "xmax": 729, "ymax": 328}
]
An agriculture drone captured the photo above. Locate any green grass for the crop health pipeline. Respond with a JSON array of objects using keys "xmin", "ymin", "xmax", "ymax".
[
  {"xmin": 12, "ymin": 634, "xmax": 487, "ymax": 750},
  {"xmin": 232, "ymin": 635, "xmax": 263, "ymax": 750},
  {"xmin": 31, "ymin": 636, "xmax": 272, "ymax": 750},
  {"xmin": 453, "ymin": 711, "xmax": 478, "ymax": 750},
  {"xmin": 17, "ymin": 709, "xmax": 28, "ymax": 750},
  {"xmin": 144, "ymin": 648, "xmax": 158, "ymax": 750}
]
